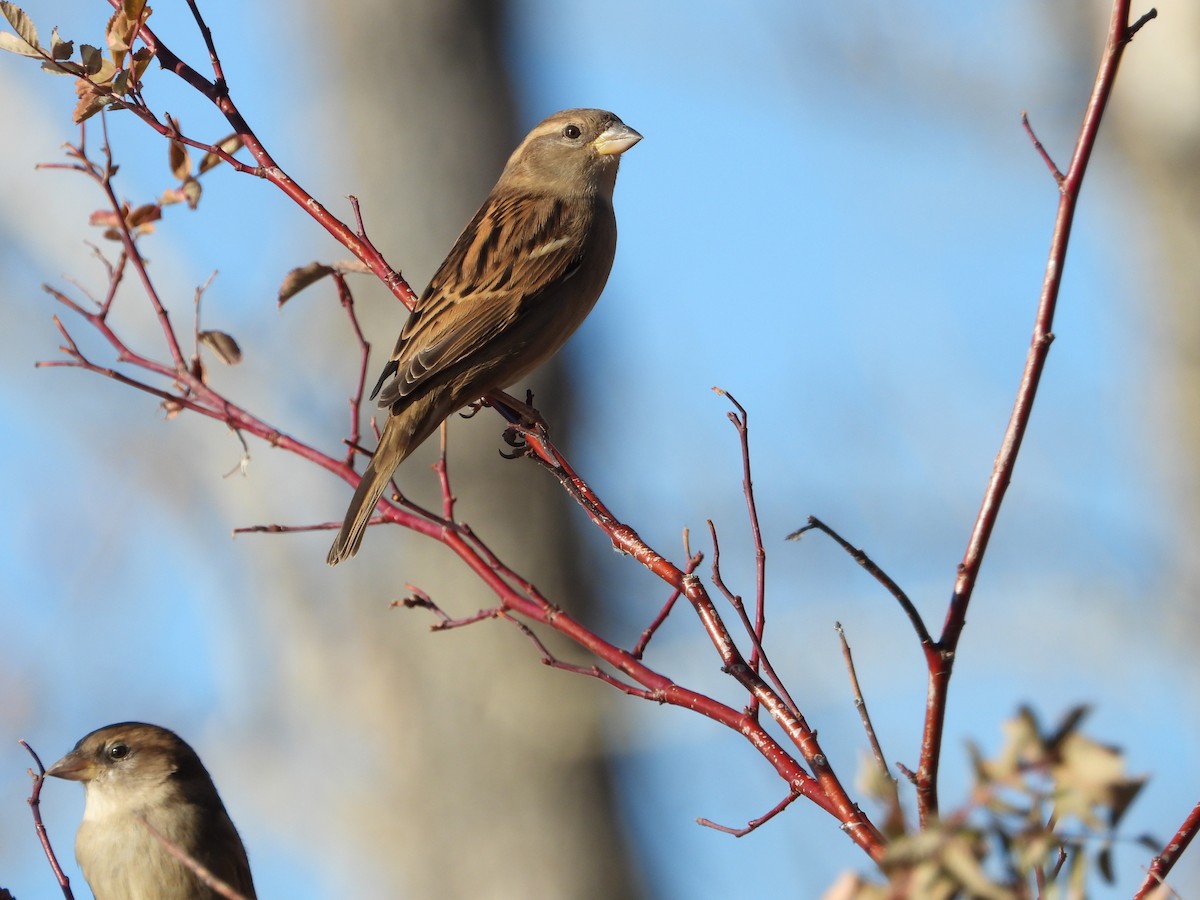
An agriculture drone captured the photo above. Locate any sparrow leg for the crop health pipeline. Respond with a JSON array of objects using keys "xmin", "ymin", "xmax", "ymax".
[{"xmin": 487, "ymin": 389, "xmax": 548, "ymax": 430}]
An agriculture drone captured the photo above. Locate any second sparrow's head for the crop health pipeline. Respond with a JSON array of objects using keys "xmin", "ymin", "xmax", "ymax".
[{"xmin": 501, "ymin": 108, "xmax": 641, "ymax": 197}]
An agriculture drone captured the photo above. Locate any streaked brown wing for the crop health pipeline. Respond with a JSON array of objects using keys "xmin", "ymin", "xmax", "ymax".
[{"xmin": 374, "ymin": 192, "xmax": 585, "ymax": 406}]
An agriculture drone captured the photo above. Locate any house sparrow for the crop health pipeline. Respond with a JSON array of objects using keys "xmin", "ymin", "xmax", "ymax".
[
  {"xmin": 326, "ymin": 108, "xmax": 641, "ymax": 565},
  {"xmin": 47, "ymin": 722, "xmax": 256, "ymax": 900}
]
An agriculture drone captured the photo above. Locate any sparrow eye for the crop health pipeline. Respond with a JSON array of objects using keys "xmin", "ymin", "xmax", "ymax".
[
  {"xmin": 562, "ymin": 124, "xmax": 582, "ymax": 140},
  {"xmin": 107, "ymin": 742, "xmax": 130, "ymax": 760}
]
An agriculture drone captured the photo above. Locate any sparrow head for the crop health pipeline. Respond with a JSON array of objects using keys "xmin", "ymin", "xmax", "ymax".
[
  {"xmin": 501, "ymin": 108, "xmax": 642, "ymax": 197},
  {"xmin": 48, "ymin": 722, "xmax": 219, "ymax": 812}
]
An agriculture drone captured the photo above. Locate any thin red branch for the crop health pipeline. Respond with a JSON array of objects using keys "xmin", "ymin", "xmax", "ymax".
[
  {"xmin": 714, "ymin": 388, "xmax": 768, "ymax": 669},
  {"xmin": 632, "ymin": 539, "xmax": 702, "ymax": 660},
  {"xmin": 916, "ymin": 0, "xmax": 1153, "ymax": 824},
  {"xmin": 707, "ymin": 520, "xmax": 800, "ymax": 720},
  {"xmin": 20, "ymin": 741, "xmax": 75, "ymax": 899},
  {"xmin": 792, "ymin": 517, "xmax": 930, "ymax": 646},
  {"xmin": 500, "ymin": 612, "xmax": 660, "ymax": 699},
  {"xmin": 331, "ymin": 272, "xmax": 370, "ymax": 463},
  {"xmin": 836, "ymin": 623, "xmax": 903, "ymax": 833},
  {"xmin": 697, "ymin": 790, "xmax": 801, "ymax": 837},
  {"xmin": 139, "ymin": 817, "xmax": 248, "ymax": 900},
  {"xmin": 182, "ymin": 0, "xmax": 225, "ymax": 86},
  {"xmin": 1134, "ymin": 800, "xmax": 1200, "ymax": 899},
  {"xmin": 1021, "ymin": 113, "xmax": 1064, "ymax": 184}
]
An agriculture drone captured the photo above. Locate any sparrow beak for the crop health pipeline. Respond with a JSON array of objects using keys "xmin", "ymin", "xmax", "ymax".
[
  {"xmin": 594, "ymin": 122, "xmax": 642, "ymax": 156},
  {"xmin": 47, "ymin": 751, "xmax": 95, "ymax": 782}
]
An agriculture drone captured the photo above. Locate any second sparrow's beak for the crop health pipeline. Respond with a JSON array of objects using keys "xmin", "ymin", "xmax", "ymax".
[
  {"xmin": 46, "ymin": 750, "xmax": 96, "ymax": 782},
  {"xmin": 594, "ymin": 121, "xmax": 642, "ymax": 156}
]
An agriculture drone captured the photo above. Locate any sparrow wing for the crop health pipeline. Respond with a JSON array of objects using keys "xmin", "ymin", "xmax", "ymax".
[{"xmin": 372, "ymin": 192, "xmax": 584, "ymax": 407}]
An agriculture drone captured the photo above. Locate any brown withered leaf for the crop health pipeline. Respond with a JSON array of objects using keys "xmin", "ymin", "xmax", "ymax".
[
  {"xmin": 89, "ymin": 203, "xmax": 160, "ymax": 238},
  {"xmin": 126, "ymin": 204, "xmax": 160, "ymax": 226},
  {"xmin": 49, "ymin": 25, "xmax": 71, "ymax": 59},
  {"xmin": 79, "ymin": 42, "xmax": 102, "ymax": 75},
  {"xmin": 125, "ymin": 203, "xmax": 161, "ymax": 231},
  {"xmin": 180, "ymin": 177, "xmax": 201, "ymax": 209},
  {"xmin": 131, "ymin": 45, "xmax": 152, "ymax": 79},
  {"xmin": 198, "ymin": 134, "xmax": 244, "ymax": 174},
  {"xmin": 73, "ymin": 79, "xmax": 109, "ymax": 123},
  {"xmin": 1051, "ymin": 731, "xmax": 1145, "ymax": 829},
  {"xmin": 0, "ymin": 1, "xmax": 39, "ymax": 55},
  {"xmin": 88, "ymin": 209, "xmax": 121, "ymax": 229},
  {"xmin": 41, "ymin": 57, "xmax": 82, "ymax": 76},
  {"xmin": 122, "ymin": 0, "xmax": 150, "ymax": 22},
  {"xmin": 0, "ymin": 29, "xmax": 38, "ymax": 56},
  {"xmin": 278, "ymin": 261, "xmax": 334, "ymax": 305},
  {"xmin": 104, "ymin": 7, "xmax": 139, "ymax": 66},
  {"xmin": 198, "ymin": 330, "xmax": 242, "ymax": 365},
  {"xmin": 168, "ymin": 138, "xmax": 190, "ymax": 181}
]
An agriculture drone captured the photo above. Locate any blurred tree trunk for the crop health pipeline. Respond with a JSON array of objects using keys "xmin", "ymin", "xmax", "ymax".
[{"xmin": 275, "ymin": 1, "xmax": 644, "ymax": 897}]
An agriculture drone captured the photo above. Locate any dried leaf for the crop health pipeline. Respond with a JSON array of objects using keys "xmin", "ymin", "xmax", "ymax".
[
  {"xmin": 278, "ymin": 261, "xmax": 333, "ymax": 305},
  {"xmin": 131, "ymin": 45, "xmax": 152, "ymax": 80},
  {"xmin": 180, "ymin": 177, "xmax": 201, "ymax": 209},
  {"xmin": 123, "ymin": 0, "xmax": 150, "ymax": 22},
  {"xmin": 49, "ymin": 25, "xmax": 71, "ymax": 59},
  {"xmin": 198, "ymin": 134, "xmax": 244, "ymax": 174},
  {"xmin": 0, "ymin": 1, "xmax": 39, "ymax": 52},
  {"xmin": 79, "ymin": 42, "xmax": 102, "ymax": 75},
  {"xmin": 40, "ymin": 57, "xmax": 82, "ymax": 75},
  {"xmin": 0, "ymin": 29, "xmax": 39, "ymax": 57},
  {"xmin": 105, "ymin": 10, "xmax": 131, "ymax": 57},
  {"xmin": 199, "ymin": 330, "xmax": 243, "ymax": 365},
  {"xmin": 162, "ymin": 397, "xmax": 184, "ymax": 419},
  {"xmin": 72, "ymin": 78, "xmax": 108, "ymax": 123},
  {"xmin": 1108, "ymin": 775, "xmax": 1146, "ymax": 828},
  {"xmin": 168, "ymin": 138, "xmax": 190, "ymax": 181},
  {"xmin": 820, "ymin": 872, "xmax": 884, "ymax": 900},
  {"xmin": 332, "ymin": 259, "xmax": 371, "ymax": 275},
  {"xmin": 1097, "ymin": 843, "xmax": 1114, "ymax": 884},
  {"xmin": 88, "ymin": 209, "xmax": 121, "ymax": 228},
  {"xmin": 126, "ymin": 203, "xmax": 161, "ymax": 230},
  {"xmin": 93, "ymin": 58, "xmax": 117, "ymax": 84},
  {"xmin": 1045, "ymin": 705, "xmax": 1090, "ymax": 751},
  {"xmin": 855, "ymin": 750, "xmax": 897, "ymax": 806}
]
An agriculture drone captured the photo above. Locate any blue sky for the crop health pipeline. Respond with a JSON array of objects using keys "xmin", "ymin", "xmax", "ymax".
[{"xmin": 2, "ymin": 1, "xmax": 1194, "ymax": 898}]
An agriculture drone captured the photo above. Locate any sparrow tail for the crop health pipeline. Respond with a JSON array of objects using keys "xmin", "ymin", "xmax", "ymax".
[{"xmin": 326, "ymin": 415, "xmax": 416, "ymax": 565}]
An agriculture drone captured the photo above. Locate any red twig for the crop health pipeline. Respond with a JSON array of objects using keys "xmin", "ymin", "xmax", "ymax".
[
  {"xmin": 1021, "ymin": 113, "xmax": 1064, "ymax": 184},
  {"xmin": 706, "ymin": 520, "xmax": 800, "ymax": 720},
  {"xmin": 1134, "ymin": 800, "xmax": 1200, "ymax": 899},
  {"xmin": 332, "ymin": 272, "xmax": 371, "ymax": 463},
  {"xmin": 915, "ymin": 0, "xmax": 1155, "ymax": 824},
  {"xmin": 632, "ymin": 535, "xmax": 701, "ymax": 660},
  {"xmin": 139, "ymin": 817, "xmax": 248, "ymax": 900},
  {"xmin": 791, "ymin": 517, "xmax": 930, "ymax": 647},
  {"xmin": 20, "ymin": 741, "xmax": 75, "ymax": 899},
  {"xmin": 714, "ymin": 388, "xmax": 767, "ymax": 668},
  {"xmin": 697, "ymin": 791, "xmax": 801, "ymax": 837},
  {"xmin": 835, "ymin": 623, "xmax": 903, "ymax": 832}
]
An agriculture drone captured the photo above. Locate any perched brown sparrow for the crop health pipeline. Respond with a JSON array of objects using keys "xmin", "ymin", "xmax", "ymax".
[
  {"xmin": 48, "ymin": 722, "xmax": 256, "ymax": 900},
  {"xmin": 326, "ymin": 108, "xmax": 641, "ymax": 565}
]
